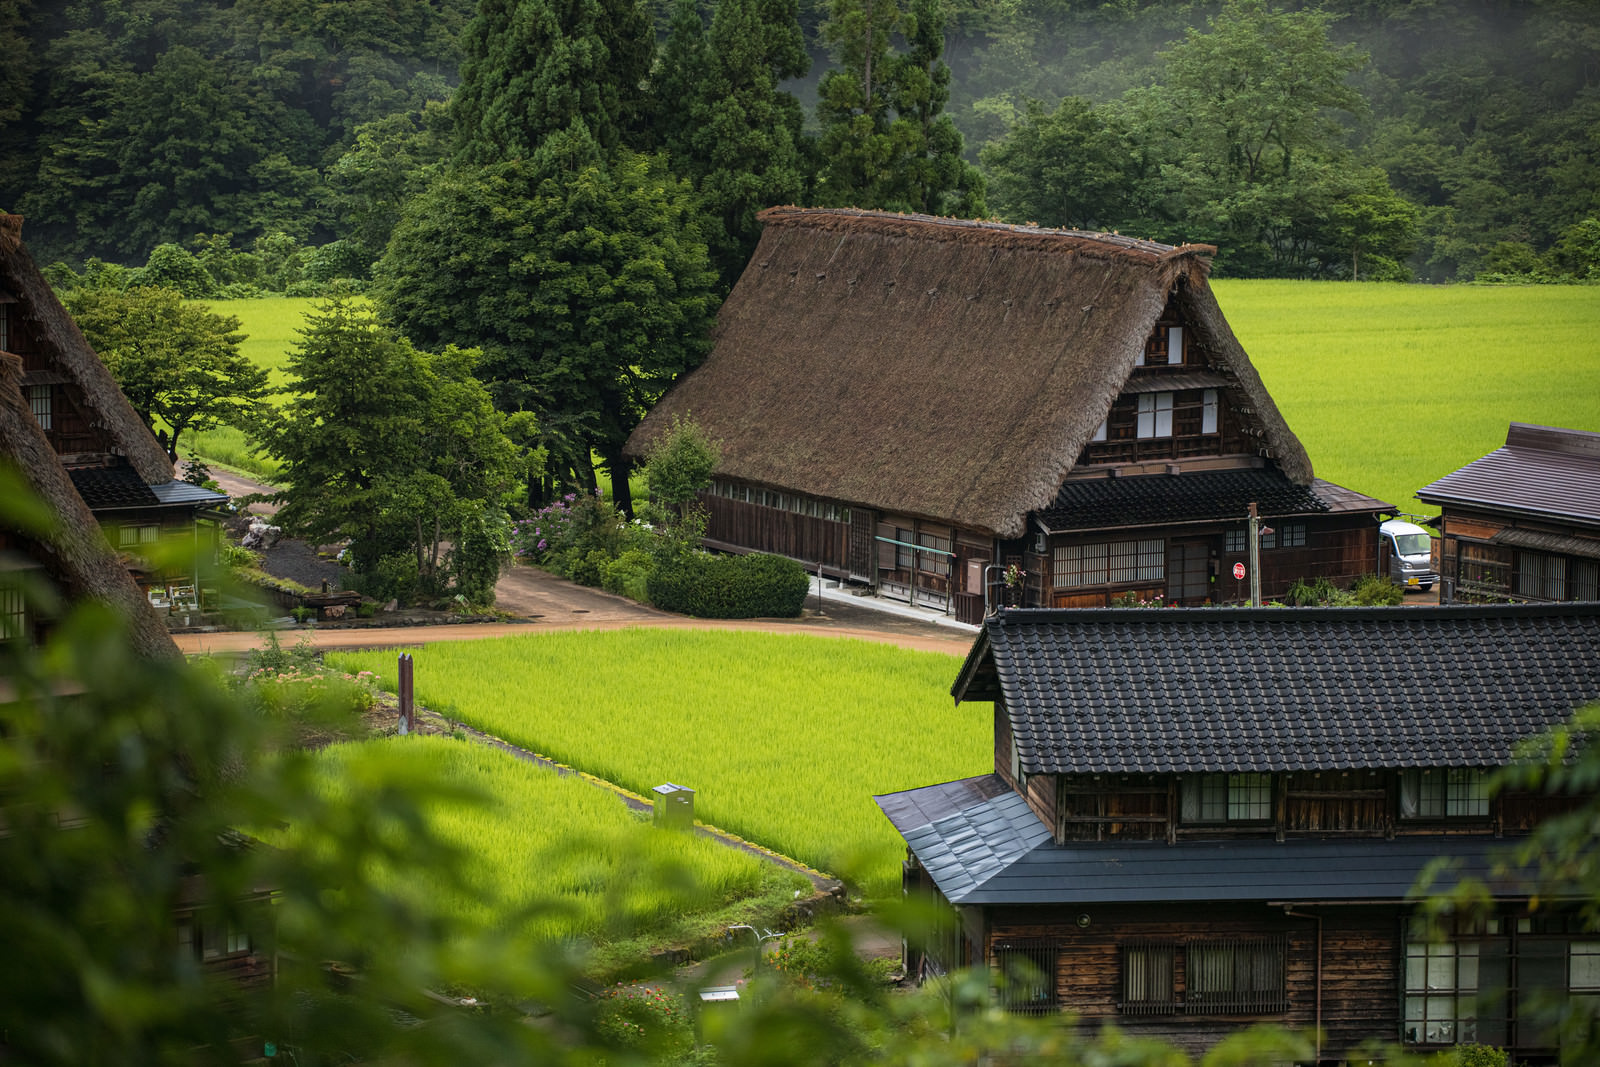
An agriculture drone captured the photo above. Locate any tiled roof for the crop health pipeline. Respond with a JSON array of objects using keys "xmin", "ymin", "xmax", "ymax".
[
  {"xmin": 1418, "ymin": 423, "xmax": 1600, "ymax": 529},
  {"xmin": 1037, "ymin": 468, "xmax": 1388, "ymax": 534},
  {"xmin": 878, "ymin": 778, "xmax": 1519, "ymax": 905},
  {"xmin": 952, "ymin": 604, "xmax": 1600, "ymax": 776},
  {"xmin": 68, "ymin": 465, "xmax": 159, "ymax": 509},
  {"xmin": 66, "ymin": 467, "xmax": 228, "ymax": 512}
]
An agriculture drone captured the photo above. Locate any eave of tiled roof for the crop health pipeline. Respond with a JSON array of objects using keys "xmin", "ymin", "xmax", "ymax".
[
  {"xmin": 1037, "ymin": 468, "xmax": 1390, "ymax": 534},
  {"xmin": 878, "ymin": 778, "xmax": 1528, "ymax": 905}
]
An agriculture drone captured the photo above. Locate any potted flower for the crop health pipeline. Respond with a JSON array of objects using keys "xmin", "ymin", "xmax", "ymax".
[{"xmin": 1002, "ymin": 563, "xmax": 1026, "ymax": 607}]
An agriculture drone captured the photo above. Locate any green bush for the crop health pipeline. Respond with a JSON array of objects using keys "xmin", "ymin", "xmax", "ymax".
[
  {"xmin": 602, "ymin": 548, "xmax": 657, "ymax": 601},
  {"xmin": 352, "ymin": 550, "xmax": 419, "ymax": 604},
  {"xmin": 133, "ymin": 243, "xmax": 216, "ymax": 297},
  {"xmin": 1352, "ymin": 572, "xmax": 1405, "ymax": 606},
  {"xmin": 647, "ymin": 552, "xmax": 810, "ymax": 619}
]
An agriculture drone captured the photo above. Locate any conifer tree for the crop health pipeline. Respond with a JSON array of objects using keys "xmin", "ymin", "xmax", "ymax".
[
  {"xmin": 450, "ymin": 0, "xmax": 653, "ymax": 163},
  {"xmin": 657, "ymin": 0, "xmax": 811, "ymax": 287}
]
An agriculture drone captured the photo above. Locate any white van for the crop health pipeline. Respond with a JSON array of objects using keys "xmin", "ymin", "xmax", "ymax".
[{"xmin": 1379, "ymin": 519, "xmax": 1438, "ymax": 592}]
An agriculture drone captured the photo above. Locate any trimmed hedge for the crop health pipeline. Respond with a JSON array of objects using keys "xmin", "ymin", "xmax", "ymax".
[{"xmin": 647, "ymin": 552, "xmax": 810, "ymax": 619}]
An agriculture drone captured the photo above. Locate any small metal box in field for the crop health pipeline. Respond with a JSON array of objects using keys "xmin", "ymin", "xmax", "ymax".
[{"xmin": 652, "ymin": 782, "xmax": 695, "ymax": 829}]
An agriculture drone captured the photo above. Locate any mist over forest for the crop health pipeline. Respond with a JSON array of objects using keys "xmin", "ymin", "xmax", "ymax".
[{"xmin": 1, "ymin": 0, "xmax": 1595, "ymax": 283}]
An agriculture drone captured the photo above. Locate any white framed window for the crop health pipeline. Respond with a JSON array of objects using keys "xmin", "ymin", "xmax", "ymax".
[
  {"xmin": 1167, "ymin": 326, "xmax": 1184, "ymax": 366},
  {"xmin": 1201, "ymin": 388, "xmax": 1218, "ymax": 433},
  {"xmin": 1136, "ymin": 392, "xmax": 1173, "ymax": 438}
]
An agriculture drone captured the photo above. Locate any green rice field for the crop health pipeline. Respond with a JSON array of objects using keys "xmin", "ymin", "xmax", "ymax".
[
  {"xmin": 1212, "ymin": 280, "xmax": 1600, "ymax": 517},
  {"xmin": 189, "ymin": 285, "xmax": 1600, "ymax": 505},
  {"xmin": 329, "ymin": 629, "xmax": 984, "ymax": 898},
  {"xmin": 268, "ymin": 733, "xmax": 801, "ymax": 945}
]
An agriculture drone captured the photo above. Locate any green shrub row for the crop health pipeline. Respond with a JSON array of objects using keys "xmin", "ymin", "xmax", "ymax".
[{"xmin": 646, "ymin": 551, "xmax": 811, "ymax": 619}]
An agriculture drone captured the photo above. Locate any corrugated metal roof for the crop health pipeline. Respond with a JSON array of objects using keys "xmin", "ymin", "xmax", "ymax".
[
  {"xmin": 1418, "ymin": 423, "xmax": 1600, "ymax": 528},
  {"xmin": 150, "ymin": 480, "xmax": 229, "ymax": 507},
  {"xmin": 879, "ymin": 779, "xmax": 1521, "ymax": 906},
  {"xmin": 951, "ymin": 604, "xmax": 1600, "ymax": 776}
]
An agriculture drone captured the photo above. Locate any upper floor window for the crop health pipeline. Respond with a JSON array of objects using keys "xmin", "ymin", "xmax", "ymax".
[
  {"xmin": 1136, "ymin": 392, "xmax": 1173, "ymax": 438},
  {"xmin": 1137, "ymin": 325, "xmax": 1184, "ymax": 367},
  {"xmin": 119, "ymin": 523, "xmax": 160, "ymax": 548},
  {"xmin": 0, "ymin": 300, "xmax": 10, "ymax": 352},
  {"xmin": 1, "ymin": 580, "xmax": 24, "ymax": 642},
  {"xmin": 1400, "ymin": 769, "xmax": 1489, "ymax": 819},
  {"xmin": 1181, "ymin": 773, "xmax": 1273, "ymax": 823},
  {"xmin": 28, "ymin": 384, "xmax": 50, "ymax": 430}
]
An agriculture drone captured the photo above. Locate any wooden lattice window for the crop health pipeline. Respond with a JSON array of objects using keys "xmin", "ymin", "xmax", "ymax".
[
  {"xmin": 1121, "ymin": 941, "xmax": 1177, "ymax": 1015},
  {"xmin": 1185, "ymin": 937, "xmax": 1288, "ymax": 1014},
  {"xmin": 994, "ymin": 939, "xmax": 1058, "ymax": 1015}
]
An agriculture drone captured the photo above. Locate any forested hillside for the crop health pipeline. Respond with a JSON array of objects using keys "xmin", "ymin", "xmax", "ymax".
[{"xmin": 2, "ymin": 0, "xmax": 1596, "ymax": 281}]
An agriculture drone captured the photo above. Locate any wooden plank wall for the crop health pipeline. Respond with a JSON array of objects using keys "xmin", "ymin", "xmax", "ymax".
[
  {"xmin": 701, "ymin": 495, "xmax": 849, "ymax": 570},
  {"xmin": 986, "ymin": 902, "xmax": 1402, "ymax": 1059}
]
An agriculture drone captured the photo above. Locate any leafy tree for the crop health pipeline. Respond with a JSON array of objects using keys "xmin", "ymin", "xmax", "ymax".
[
  {"xmin": 131, "ymin": 243, "xmax": 216, "ymax": 298},
  {"xmin": 375, "ymin": 126, "xmax": 718, "ymax": 518},
  {"xmin": 450, "ymin": 0, "xmax": 654, "ymax": 163},
  {"xmin": 259, "ymin": 296, "xmax": 519, "ymax": 598},
  {"xmin": 883, "ymin": 0, "xmax": 985, "ymax": 216},
  {"xmin": 641, "ymin": 414, "xmax": 721, "ymax": 510},
  {"xmin": 64, "ymin": 286, "xmax": 267, "ymax": 462},
  {"xmin": 323, "ymin": 100, "xmax": 454, "ymax": 275},
  {"xmin": 980, "ymin": 96, "xmax": 1138, "ymax": 229}
]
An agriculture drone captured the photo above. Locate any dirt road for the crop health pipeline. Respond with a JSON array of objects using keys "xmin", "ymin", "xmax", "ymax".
[{"xmin": 175, "ymin": 562, "xmax": 975, "ymax": 658}]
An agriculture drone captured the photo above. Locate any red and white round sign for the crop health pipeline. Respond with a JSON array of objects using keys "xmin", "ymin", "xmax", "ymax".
[{"xmin": 1232, "ymin": 562, "xmax": 1246, "ymax": 580}]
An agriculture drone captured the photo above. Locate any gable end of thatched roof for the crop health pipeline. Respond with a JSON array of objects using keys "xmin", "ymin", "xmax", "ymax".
[{"xmin": 0, "ymin": 215, "xmax": 173, "ymax": 485}]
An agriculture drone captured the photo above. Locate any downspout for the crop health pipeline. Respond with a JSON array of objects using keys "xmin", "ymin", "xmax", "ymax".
[{"xmin": 1282, "ymin": 906, "xmax": 1322, "ymax": 1063}]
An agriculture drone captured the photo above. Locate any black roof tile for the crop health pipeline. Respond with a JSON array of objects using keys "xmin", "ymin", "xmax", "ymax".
[
  {"xmin": 1038, "ymin": 467, "xmax": 1362, "ymax": 533},
  {"xmin": 68, "ymin": 465, "xmax": 158, "ymax": 509},
  {"xmin": 953, "ymin": 604, "xmax": 1600, "ymax": 776}
]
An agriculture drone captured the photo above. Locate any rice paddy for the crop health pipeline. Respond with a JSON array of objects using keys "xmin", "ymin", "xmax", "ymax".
[
  {"xmin": 328, "ymin": 629, "xmax": 985, "ymax": 898},
  {"xmin": 1212, "ymin": 280, "xmax": 1600, "ymax": 517},
  {"xmin": 266, "ymin": 733, "xmax": 803, "ymax": 945},
  {"xmin": 188, "ymin": 285, "xmax": 1600, "ymax": 505}
]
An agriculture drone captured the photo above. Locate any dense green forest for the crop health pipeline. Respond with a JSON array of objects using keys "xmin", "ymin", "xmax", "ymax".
[{"xmin": 3, "ymin": 0, "xmax": 1597, "ymax": 281}]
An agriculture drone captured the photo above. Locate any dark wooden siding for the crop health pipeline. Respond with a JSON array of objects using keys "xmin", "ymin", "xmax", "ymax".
[
  {"xmin": 700, "ymin": 492, "xmax": 850, "ymax": 572},
  {"xmin": 985, "ymin": 902, "xmax": 1403, "ymax": 1059}
]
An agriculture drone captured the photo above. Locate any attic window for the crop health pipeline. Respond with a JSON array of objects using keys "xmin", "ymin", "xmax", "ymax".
[
  {"xmin": 28, "ymin": 384, "xmax": 50, "ymax": 430},
  {"xmin": 1136, "ymin": 393, "xmax": 1173, "ymax": 438},
  {"xmin": 0, "ymin": 301, "xmax": 9, "ymax": 352}
]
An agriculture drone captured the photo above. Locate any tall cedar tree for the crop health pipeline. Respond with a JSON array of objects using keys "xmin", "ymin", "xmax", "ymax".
[
  {"xmin": 656, "ymin": 0, "xmax": 811, "ymax": 288},
  {"xmin": 815, "ymin": 0, "xmax": 981, "ymax": 215},
  {"xmin": 374, "ymin": 124, "xmax": 717, "ymax": 516},
  {"xmin": 450, "ymin": 0, "xmax": 653, "ymax": 163},
  {"xmin": 260, "ymin": 297, "xmax": 517, "ymax": 586}
]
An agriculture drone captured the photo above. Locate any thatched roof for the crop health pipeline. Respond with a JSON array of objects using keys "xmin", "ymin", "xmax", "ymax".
[
  {"xmin": 0, "ymin": 352, "xmax": 177, "ymax": 659},
  {"xmin": 0, "ymin": 215, "xmax": 173, "ymax": 484},
  {"xmin": 627, "ymin": 208, "xmax": 1311, "ymax": 538}
]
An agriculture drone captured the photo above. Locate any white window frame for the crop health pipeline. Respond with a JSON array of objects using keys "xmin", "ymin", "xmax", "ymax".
[{"xmin": 1136, "ymin": 392, "xmax": 1173, "ymax": 438}]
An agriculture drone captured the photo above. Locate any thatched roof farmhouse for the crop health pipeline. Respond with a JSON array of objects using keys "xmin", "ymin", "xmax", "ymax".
[
  {"xmin": 629, "ymin": 209, "xmax": 1389, "ymax": 621},
  {"xmin": 0, "ymin": 214, "xmax": 226, "ymax": 620}
]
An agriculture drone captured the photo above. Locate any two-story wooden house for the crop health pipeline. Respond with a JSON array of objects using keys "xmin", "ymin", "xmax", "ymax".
[
  {"xmin": 1419, "ymin": 423, "xmax": 1600, "ymax": 604},
  {"xmin": 0, "ymin": 214, "xmax": 227, "ymax": 615},
  {"xmin": 626, "ymin": 208, "xmax": 1390, "ymax": 623},
  {"xmin": 878, "ymin": 604, "xmax": 1600, "ymax": 1063}
]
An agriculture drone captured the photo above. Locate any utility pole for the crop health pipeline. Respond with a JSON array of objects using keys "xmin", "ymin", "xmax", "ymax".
[{"xmin": 1248, "ymin": 502, "xmax": 1262, "ymax": 608}]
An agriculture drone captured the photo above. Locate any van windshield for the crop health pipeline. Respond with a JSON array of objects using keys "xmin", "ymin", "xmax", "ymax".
[{"xmin": 1394, "ymin": 533, "xmax": 1430, "ymax": 556}]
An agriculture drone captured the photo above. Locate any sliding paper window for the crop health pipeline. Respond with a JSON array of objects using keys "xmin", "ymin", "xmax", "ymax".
[{"xmin": 1053, "ymin": 539, "xmax": 1164, "ymax": 588}]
